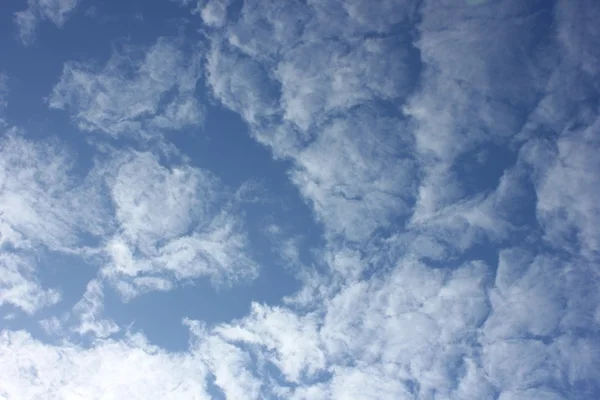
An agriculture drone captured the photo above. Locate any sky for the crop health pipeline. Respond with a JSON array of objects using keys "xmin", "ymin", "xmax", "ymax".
[{"xmin": 0, "ymin": 0, "xmax": 599, "ymax": 399}]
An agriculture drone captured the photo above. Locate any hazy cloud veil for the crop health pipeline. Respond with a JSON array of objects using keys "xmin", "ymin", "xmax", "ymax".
[{"xmin": 1, "ymin": 0, "xmax": 599, "ymax": 399}]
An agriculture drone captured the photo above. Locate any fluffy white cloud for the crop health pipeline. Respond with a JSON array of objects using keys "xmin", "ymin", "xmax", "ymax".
[
  {"xmin": 205, "ymin": 11, "xmax": 417, "ymax": 241},
  {"xmin": 191, "ymin": 2, "xmax": 600, "ymax": 395},
  {"xmin": 290, "ymin": 109, "xmax": 415, "ymax": 241},
  {"xmin": 216, "ymin": 304, "xmax": 325, "ymax": 383},
  {"xmin": 407, "ymin": 0, "xmax": 548, "ymax": 158},
  {"xmin": 275, "ymin": 37, "xmax": 412, "ymax": 131},
  {"xmin": 513, "ymin": 0, "xmax": 600, "ymax": 262},
  {"xmin": 109, "ymin": 152, "xmax": 216, "ymax": 251},
  {"xmin": 49, "ymin": 37, "xmax": 203, "ymax": 137},
  {"xmin": 0, "ymin": 330, "xmax": 211, "ymax": 399},
  {"xmin": 4, "ymin": 248, "xmax": 598, "ymax": 399},
  {"xmin": 482, "ymin": 250, "xmax": 600, "ymax": 399}
]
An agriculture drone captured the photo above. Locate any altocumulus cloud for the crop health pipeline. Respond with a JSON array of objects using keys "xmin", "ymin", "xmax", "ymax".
[{"xmin": 1, "ymin": 0, "xmax": 600, "ymax": 399}]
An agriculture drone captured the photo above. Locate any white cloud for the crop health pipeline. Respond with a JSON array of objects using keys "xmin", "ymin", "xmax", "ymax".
[
  {"xmin": 497, "ymin": 389, "xmax": 567, "ymax": 400},
  {"xmin": 14, "ymin": 9, "xmax": 38, "ymax": 46},
  {"xmin": 186, "ymin": 320, "xmax": 263, "ymax": 399},
  {"xmin": 34, "ymin": 0, "xmax": 78, "ymax": 26},
  {"xmin": 215, "ymin": 304, "xmax": 325, "ymax": 383},
  {"xmin": 510, "ymin": 0, "xmax": 600, "ymax": 262},
  {"xmin": 49, "ymin": 37, "xmax": 203, "ymax": 137},
  {"xmin": 483, "ymin": 339, "xmax": 556, "ymax": 392},
  {"xmin": 0, "ymin": 330, "xmax": 211, "ymax": 399},
  {"xmin": 275, "ymin": 38, "xmax": 412, "ymax": 131},
  {"xmin": 178, "ymin": 1, "xmax": 600, "ymax": 398},
  {"xmin": 208, "ymin": 32, "xmax": 418, "ymax": 241},
  {"xmin": 406, "ymin": 0, "xmax": 548, "ymax": 160},
  {"xmin": 0, "ymin": 252, "xmax": 60, "ymax": 314},
  {"xmin": 306, "ymin": 0, "xmax": 413, "ymax": 38},
  {"xmin": 14, "ymin": 0, "xmax": 80, "ymax": 45},
  {"xmin": 99, "ymin": 151, "xmax": 258, "ymax": 299},
  {"xmin": 109, "ymin": 151, "xmax": 217, "ymax": 251},
  {"xmin": 203, "ymin": 1, "xmax": 417, "ymax": 242},
  {"xmin": 555, "ymin": 0, "xmax": 600, "ymax": 79},
  {"xmin": 223, "ymin": 1, "xmax": 308, "ymax": 62},
  {"xmin": 0, "ymin": 132, "xmax": 109, "ymax": 315},
  {"xmin": 39, "ymin": 316, "xmax": 63, "ymax": 336},
  {"xmin": 3, "ymin": 1, "xmax": 600, "ymax": 399},
  {"xmin": 485, "ymin": 250, "xmax": 563, "ymax": 341},
  {"xmin": 71, "ymin": 280, "xmax": 119, "ymax": 338},
  {"xmin": 327, "ymin": 366, "xmax": 413, "ymax": 400},
  {"xmin": 186, "ymin": 3, "xmax": 600, "ymax": 395},
  {"xmin": 399, "ymin": 0, "xmax": 558, "ymax": 242},
  {"xmin": 200, "ymin": 0, "xmax": 229, "ymax": 28},
  {"xmin": 522, "ymin": 128, "xmax": 600, "ymax": 259},
  {"xmin": 205, "ymin": 42, "xmax": 280, "ymax": 126},
  {"xmin": 408, "ymin": 178, "xmax": 517, "ymax": 253},
  {"xmin": 482, "ymin": 247, "xmax": 600, "ymax": 399},
  {"xmin": 0, "ymin": 130, "xmax": 257, "ymax": 316},
  {"xmin": 290, "ymin": 109, "xmax": 415, "ymax": 241},
  {"xmin": 0, "ymin": 131, "xmax": 110, "ymax": 252},
  {"xmin": 204, "ymin": 249, "xmax": 597, "ymax": 398}
]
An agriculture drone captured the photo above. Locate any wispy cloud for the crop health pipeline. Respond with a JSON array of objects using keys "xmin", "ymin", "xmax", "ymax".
[
  {"xmin": 49, "ymin": 37, "xmax": 204, "ymax": 137},
  {"xmin": 2, "ymin": 0, "xmax": 600, "ymax": 398},
  {"xmin": 0, "ymin": 130, "xmax": 257, "ymax": 317},
  {"xmin": 0, "ymin": 131, "xmax": 108, "ymax": 313},
  {"xmin": 215, "ymin": 303, "xmax": 325, "ymax": 383},
  {"xmin": 0, "ymin": 131, "xmax": 110, "ymax": 252},
  {"xmin": 187, "ymin": 319, "xmax": 263, "ymax": 399},
  {"xmin": 0, "ymin": 253, "xmax": 60, "ymax": 314},
  {"xmin": 99, "ymin": 150, "xmax": 258, "ymax": 299},
  {"xmin": 14, "ymin": 0, "xmax": 80, "ymax": 45},
  {"xmin": 71, "ymin": 279, "xmax": 119, "ymax": 338},
  {"xmin": 0, "ymin": 73, "xmax": 7, "ymax": 128}
]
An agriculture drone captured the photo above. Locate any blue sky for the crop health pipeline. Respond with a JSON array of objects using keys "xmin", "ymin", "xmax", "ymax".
[{"xmin": 0, "ymin": 0, "xmax": 599, "ymax": 399}]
